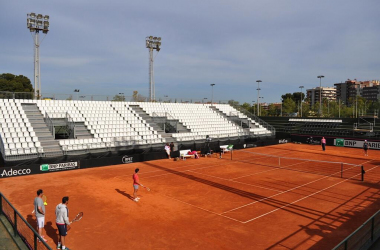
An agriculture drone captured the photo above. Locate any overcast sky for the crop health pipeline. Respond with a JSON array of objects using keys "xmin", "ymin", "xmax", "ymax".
[{"xmin": 1, "ymin": 0, "xmax": 379, "ymax": 103}]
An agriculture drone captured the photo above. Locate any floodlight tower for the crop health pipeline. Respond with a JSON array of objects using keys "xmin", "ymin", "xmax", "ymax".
[
  {"xmin": 146, "ymin": 36, "xmax": 161, "ymax": 102},
  {"xmin": 256, "ymin": 80, "xmax": 262, "ymax": 116},
  {"xmin": 27, "ymin": 13, "xmax": 50, "ymax": 99}
]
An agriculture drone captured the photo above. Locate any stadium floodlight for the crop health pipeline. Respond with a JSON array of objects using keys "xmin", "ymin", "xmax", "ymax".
[
  {"xmin": 146, "ymin": 36, "xmax": 162, "ymax": 102},
  {"xmin": 27, "ymin": 12, "xmax": 50, "ymax": 100},
  {"xmin": 256, "ymin": 80, "xmax": 262, "ymax": 116},
  {"xmin": 317, "ymin": 75, "xmax": 325, "ymax": 116},
  {"xmin": 299, "ymin": 86, "xmax": 304, "ymax": 117},
  {"xmin": 210, "ymin": 84, "xmax": 215, "ymax": 105}
]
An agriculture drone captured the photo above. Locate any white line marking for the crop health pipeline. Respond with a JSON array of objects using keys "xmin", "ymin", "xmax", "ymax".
[
  {"xmin": 221, "ymin": 162, "xmax": 368, "ymax": 215},
  {"xmin": 241, "ymin": 164, "xmax": 379, "ymax": 223},
  {"xmin": 162, "ymin": 194, "xmax": 244, "ymax": 223}
]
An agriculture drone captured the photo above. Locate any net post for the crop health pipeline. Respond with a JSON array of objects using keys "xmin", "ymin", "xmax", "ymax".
[
  {"xmin": 341, "ymin": 163, "xmax": 343, "ymax": 178},
  {"xmin": 231, "ymin": 149, "xmax": 232, "ymax": 161},
  {"xmin": 361, "ymin": 166, "xmax": 365, "ymax": 181}
]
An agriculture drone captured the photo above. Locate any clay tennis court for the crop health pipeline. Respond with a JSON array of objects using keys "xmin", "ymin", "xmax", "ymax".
[{"xmin": 1, "ymin": 143, "xmax": 380, "ymax": 249}]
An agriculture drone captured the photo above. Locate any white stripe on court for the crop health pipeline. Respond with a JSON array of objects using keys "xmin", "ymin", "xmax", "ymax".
[
  {"xmin": 240, "ymin": 164, "xmax": 379, "ymax": 224},
  {"xmin": 221, "ymin": 159, "xmax": 372, "ymax": 215}
]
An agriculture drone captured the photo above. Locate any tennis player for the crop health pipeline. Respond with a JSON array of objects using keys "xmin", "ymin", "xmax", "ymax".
[
  {"xmin": 133, "ymin": 168, "xmax": 144, "ymax": 202},
  {"xmin": 55, "ymin": 197, "xmax": 71, "ymax": 250},
  {"xmin": 34, "ymin": 189, "xmax": 47, "ymax": 242},
  {"xmin": 321, "ymin": 137, "xmax": 326, "ymax": 151},
  {"xmin": 363, "ymin": 140, "xmax": 370, "ymax": 156}
]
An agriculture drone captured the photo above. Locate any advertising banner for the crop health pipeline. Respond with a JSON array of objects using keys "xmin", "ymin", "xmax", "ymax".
[
  {"xmin": 40, "ymin": 161, "xmax": 79, "ymax": 172},
  {"xmin": 334, "ymin": 139, "xmax": 380, "ymax": 149}
]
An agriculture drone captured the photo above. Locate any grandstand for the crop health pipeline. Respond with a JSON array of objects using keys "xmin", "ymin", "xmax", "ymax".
[{"xmin": 0, "ymin": 99, "xmax": 275, "ymax": 166}]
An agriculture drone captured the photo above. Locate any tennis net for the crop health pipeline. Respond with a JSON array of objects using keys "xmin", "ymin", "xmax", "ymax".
[{"xmin": 232, "ymin": 150, "xmax": 365, "ymax": 181}]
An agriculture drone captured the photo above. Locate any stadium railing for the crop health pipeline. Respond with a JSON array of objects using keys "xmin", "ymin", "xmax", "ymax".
[
  {"xmin": 332, "ymin": 210, "xmax": 380, "ymax": 250},
  {"xmin": 0, "ymin": 192, "xmax": 52, "ymax": 250},
  {"xmin": 229, "ymin": 103, "xmax": 276, "ymax": 135},
  {"xmin": 0, "ymin": 91, "xmax": 231, "ymax": 104}
]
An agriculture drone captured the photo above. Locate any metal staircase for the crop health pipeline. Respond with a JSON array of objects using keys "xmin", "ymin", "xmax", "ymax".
[{"xmin": 21, "ymin": 103, "xmax": 63, "ymax": 157}]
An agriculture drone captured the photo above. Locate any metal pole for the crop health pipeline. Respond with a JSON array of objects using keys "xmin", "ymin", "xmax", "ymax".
[
  {"xmin": 299, "ymin": 86, "xmax": 304, "ymax": 117},
  {"xmin": 339, "ymin": 99, "xmax": 340, "ymax": 118},
  {"xmin": 149, "ymin": 47, "xmax": 154, "ymax": 102},
  {"xmin": 256, "ymin": 80, "xmax": 262, "ymax": 116},
  {"xmin": 210, "ymin": 84, "xmax": 215, "ymax": 105},
  {"xmin": 34, "ymin": 31, "xmax": 41, "ymax": 99},
  {"xmin": 319, "ymin": 78, "xmax": 322, "ymax": 115}
]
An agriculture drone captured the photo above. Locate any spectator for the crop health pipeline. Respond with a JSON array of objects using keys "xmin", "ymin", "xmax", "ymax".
[{"xmin": 164, "ymin": 143, "xmax": 171, "ymax": 159}]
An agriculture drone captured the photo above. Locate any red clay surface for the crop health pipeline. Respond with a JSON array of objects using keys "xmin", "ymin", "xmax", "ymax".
[{"xmin": 1, "ymin": 143, "xmax": 379, "ymax": 249}]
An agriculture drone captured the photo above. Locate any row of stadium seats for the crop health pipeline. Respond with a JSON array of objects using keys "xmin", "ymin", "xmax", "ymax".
[{"xmin": 0, "ymin": 99, "xmax": 270, "ymax": 159}]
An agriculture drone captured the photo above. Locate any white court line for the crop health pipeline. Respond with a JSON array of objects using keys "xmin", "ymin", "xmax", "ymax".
[
  {"xmin": 186, "ymin": 170, "xmax": 282, "ymax": 192},
  {"xmin": 161, "ymin": 194, "xmax": 244, "ymax": 223},
  {"xmin": 230, "ymin": 158, "xmax": 316, "ymax": 180},
  {"xmin": 241, "ymin": 164, "xmax": 379, "ymax": 224},
  {"xmin": 221, "ymin": 159, "xmax": 372, "ymax": 215}
]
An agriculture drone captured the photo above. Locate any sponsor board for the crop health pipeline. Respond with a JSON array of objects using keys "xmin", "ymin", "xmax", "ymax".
[
  {"xmin": 40, "ymin": 162, "xmax": 78, "ymax": 172},
  {"xmin": 334, "ymin": 139, "xmax": 380, "ymax": 149},
  {"xmin": 1, "ymin": 168, "xmax": 32, "ymax": 178},
  {"xmin": 279, "ymin": 139, "xmax": 288, "ymax": 144},
  {"xmin": 335, "ymin": 138, "xmax": 344, "ymax": 147},
  {"xmin": 122, "ymin": 155, "xmax": 133, "ymax": 164}
]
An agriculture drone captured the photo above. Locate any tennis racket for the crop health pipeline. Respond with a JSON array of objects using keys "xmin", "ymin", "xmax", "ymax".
[
  {"xmin": 42, "ymin": 195, "xmax": 47, "ymax": 206},
  {"xmin": 71, "ymin": 212, "xmax": 84, "ymax": 223},
  {"xmin": 142, "ymin": 186, "xmax": 150, "ymax": 191}
]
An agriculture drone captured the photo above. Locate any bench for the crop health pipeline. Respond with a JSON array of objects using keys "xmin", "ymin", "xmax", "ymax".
[
  {"xmin": 220, "ymin": 145, "xmax": 233, "ymax": 154},
  {"xmin": 180, "ymin": 150, "xmax": 194, "ymax": 160}
]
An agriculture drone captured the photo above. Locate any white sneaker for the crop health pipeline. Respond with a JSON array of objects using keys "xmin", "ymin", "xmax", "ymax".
[
  {"xmin": 136, "ymin": 197, "xmax": 140, "ymax": 200},
  {"xmin": 134, "ymin": 198, "xmax": 139, "ymax": 202}
]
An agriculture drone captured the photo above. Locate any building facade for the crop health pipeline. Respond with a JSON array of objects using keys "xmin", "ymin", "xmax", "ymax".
[
  {"xmin": 334, "ymin": 79, "xmax": 380, "ymax": 104},
  {"xmin": 306, "ymin": 87, "xmax": 336, "ymax": 106}
]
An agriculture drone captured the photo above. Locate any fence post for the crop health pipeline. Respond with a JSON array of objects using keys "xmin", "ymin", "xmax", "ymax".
[
  {"xmin": 371, "ymin": 217, "xmax": 374, "ymax": 241},
  {"xmin": 34, "ymin": 234, "xmax": 38, "ymax": 250},
  {"xmin": 13, "ymin": 210, "xmax": 17, "ymax": 237},
  {"xmin": 0, "ymin": 194, "xmax": 2, "ymax": 216}
]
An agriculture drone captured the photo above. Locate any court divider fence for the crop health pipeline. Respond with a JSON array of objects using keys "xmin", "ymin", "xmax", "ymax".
[
  {"xmin": 0, "ymin": 192, "xmax": 52, "ymax": 250},
  {"xmin": 332, "ymin": 210, "xmax": 380, "ymax": 250}
]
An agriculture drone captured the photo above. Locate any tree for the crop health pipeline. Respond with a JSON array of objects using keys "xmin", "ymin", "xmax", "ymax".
[
  {"xmin": 281, "ymin": 93, "xmax": 294, "ymax": 102},
  {"xmin": 0, "ymin": 73, "xmax": 33, "ymax": 92},
  {"xmin": 283, "ymin": 97, "xmax": 296, "ymax": 115},
  {"xmin": 132, "ymin": 91, "xmax": 147, "ymax": 102},
  {"xmin": 112, "ymin": 95, "xmax": 125, "ymax": 102},
  {"xmin": 267, "ymin": 103, "xmax": 278, "ymax": 116},
  {"xmin": 241, "ymin": 102, "xmax": 251, "ymax": 111},
  {"xmin": 228, "ymin": 100, "xmax": 240, "ymax": 106}
]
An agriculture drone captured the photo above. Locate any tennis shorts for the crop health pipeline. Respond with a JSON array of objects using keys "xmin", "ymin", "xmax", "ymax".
[
  {"xmin": 36, "ymin": 217, "xmax": 45, "ymax": 228},
  {"xmin": 133, "ymin": 184, "xmax": 139, "ymax": 189},
  {"xmin": 56, "ymin": 223, "xmax": 68, "ymax": 236}
]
